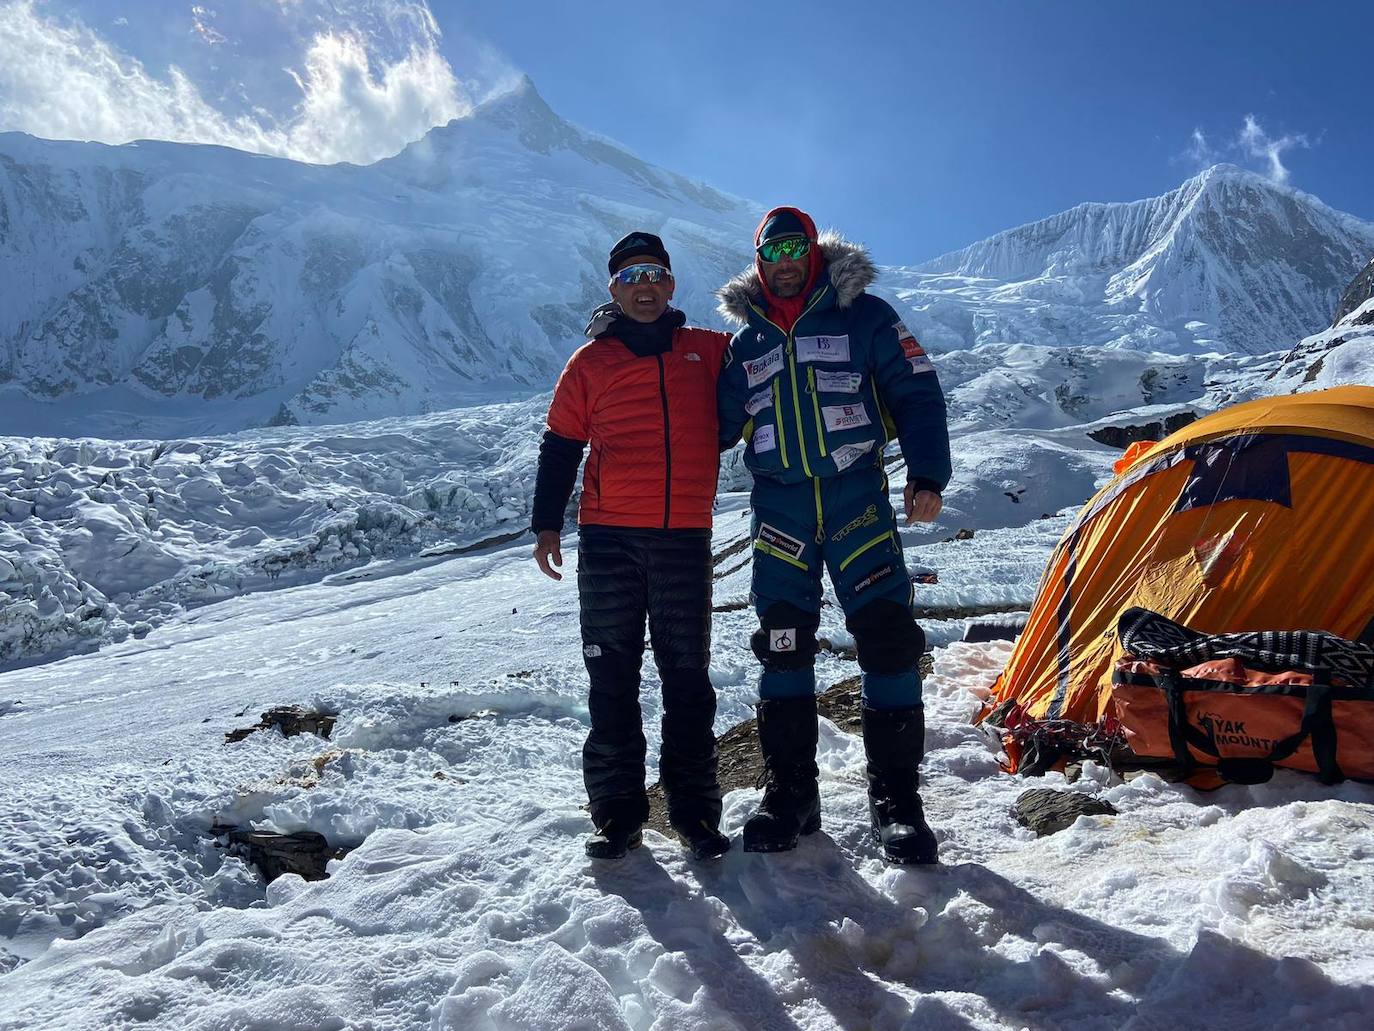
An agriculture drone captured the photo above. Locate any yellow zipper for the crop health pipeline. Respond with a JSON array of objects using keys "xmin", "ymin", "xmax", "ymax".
[
  {"xmin": 750, "ymin": 287, "xmax": 829, "ymax": 481},
  {"xmin": 839, "ymin": 530, "xmax": 895, "ymax": 573},
  {"xmin": 771, "ymin": 379, "xmax": 788, "ymax": 469},
  {"xmin": 813, "ymin": 477, "xmax": 824, "ymax": 544},
  {"xmin": 807, "ymin": 366, "xmax": 828, "ymax": 458},
  {"xmin": 754, "ymin": 539, "xmax": 808, "ymax": 571}
]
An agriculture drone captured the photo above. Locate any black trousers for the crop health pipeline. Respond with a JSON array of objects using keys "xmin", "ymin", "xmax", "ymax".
[{"xmin": 577, "ymin": 525, "xmax": 720, "ymax": 829}]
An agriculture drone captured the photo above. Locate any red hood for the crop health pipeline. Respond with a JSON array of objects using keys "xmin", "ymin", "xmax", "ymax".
[{"xmin": 754, "ymin": 205, "xmax": 823, "ymax": 332}]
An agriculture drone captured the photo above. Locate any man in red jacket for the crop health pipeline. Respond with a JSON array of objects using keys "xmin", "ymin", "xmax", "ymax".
[{"xmin": 532, "ymin": 232, "xmax": 731, "ymax": 860}]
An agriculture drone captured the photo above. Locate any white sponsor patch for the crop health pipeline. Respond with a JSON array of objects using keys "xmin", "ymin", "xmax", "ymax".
[
  {"xmin": 751, "ymin": 424, "xmax": 777, "ymax": 453},
  {"xmin": 907, "ymin": 355, "xmax": 935, "ymax": 375},
  {"xmin": 684, "ymin": 352, "xmax": 701, "ymax": 362},
  {"xmin": 894, "ymin": 320, "xmax": 916, "ymax": 342},
  {"xmin": 744, "ymin": 344, "xmax": 784, "ymax": 387},
  {"xmin": 796, "ymin": 334, "xmax": 850, "ymax": 363},
  {"xmin": 584, "ymin": 644, "xmax": 602, "ymax": 658},
  {"xmin": 815, "ymin": 370, "xmax": 862, "ymax": 393},
  {"xmin": 770, "ymin": 629, "xmax": 797, "ymax": 652},
  {"xmin": 822, "ymin": 403, "xmax": 872, "ymax": 431},
  {"xmin": 831, "ymin": 440, "xmax": 876, "ymax": 471},
  {"xmin": 745, "ymin": 388, "xmax": 774, "ymax": 416},
  {"xmin": 757, "ymin": 523, "xmax": 806, "ymax": 560}
]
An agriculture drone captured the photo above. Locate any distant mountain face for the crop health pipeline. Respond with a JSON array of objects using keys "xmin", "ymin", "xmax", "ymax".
[
  {"xmin": 4, "ymin": 88, "xmax": 1373, "ymax": 440},
  {"xmin": 887, "ymin": 165, "xmax": 1374, "ymax": 358},
  {"xmin": 0, "ymin": 78, "xmax": 757, "ymax": 436}
]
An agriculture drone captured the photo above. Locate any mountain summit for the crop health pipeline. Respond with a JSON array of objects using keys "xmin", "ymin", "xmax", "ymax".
[
  {"xmin": 892, "ymin": 165, "xmax": 1374, "ymax": 355},
  {"xmin": 0, "ymin": 79, "xmax": 756, "ymax": 436}
]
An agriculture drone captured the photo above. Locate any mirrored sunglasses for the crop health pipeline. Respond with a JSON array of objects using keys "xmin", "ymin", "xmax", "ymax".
[
  {"xmin": 757, "ymin": 236, "xmax": 811, "ymax": 263},
  {"xmin": 610, "ymin": 263, "xmax": 673, "ymax": 286}
]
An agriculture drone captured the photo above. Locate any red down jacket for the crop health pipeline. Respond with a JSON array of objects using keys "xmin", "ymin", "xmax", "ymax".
[{"xmin": 547, "ymin": 327, "xmax": 730, "ymax": 529}]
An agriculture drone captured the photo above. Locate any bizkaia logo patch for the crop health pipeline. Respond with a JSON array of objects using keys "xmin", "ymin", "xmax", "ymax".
[
  {"xmin": 823, "ymin": 403, "xmax": 872, "ymax": 431},
  {"xmin": 770, "ymin": 629, "xmax": 797, "ymax": 652},
  {"xmin": 852, "ymin": 563, "xmax": 896, "ymax": 595},
  {"xmin": 745, "ymin": 344, "xmax": 784, "ymax": 387}
]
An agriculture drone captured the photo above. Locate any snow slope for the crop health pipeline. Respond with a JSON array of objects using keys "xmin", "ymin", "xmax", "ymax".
[
  {"xmin": 2, "ymin": 495, "xmax": 1372, "ymax": 1031},
  {"xmin": 888, "ymin": 165, "xmax": 1374, "ymax": 357}
]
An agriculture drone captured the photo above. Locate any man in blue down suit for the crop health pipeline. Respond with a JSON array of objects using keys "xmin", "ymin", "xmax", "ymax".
[{"xmin": 716, "ymin": 206, "xmax": 952, "ymax": 864}]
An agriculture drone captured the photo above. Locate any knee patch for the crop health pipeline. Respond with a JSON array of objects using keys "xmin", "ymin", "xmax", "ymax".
[
  {"xmin": 848, "ymin": 600, "xmax": 925, "ymax": 676},
  {"xmin": 751, "ymin": 602, "xmax": 819, "ymax": 671}
]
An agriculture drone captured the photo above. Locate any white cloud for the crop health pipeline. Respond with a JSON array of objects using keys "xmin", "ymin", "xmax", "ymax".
[
  {"xmin": 1179, "ymin": 115, "xmax": 1311, "ymax": 184},
  {"xmin": 191, "ymin": 6, "xmax": 226, "ymax": 46},
  {"xmin": 0, "ymin": 0, "xmax": 483, "ymax": 165},
  {"xmin": 1236, "ymin": 114, "xmax": 1308, "ymax": 185}
]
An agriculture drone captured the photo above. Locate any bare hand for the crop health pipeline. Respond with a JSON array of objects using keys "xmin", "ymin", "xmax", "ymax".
[
  {"xmin": 533, "ymin": 530, "xmax": 564, "ymax": 580},
  {"xmin": 904, "ymin": 485, "xmax": 942, "ymax": 525}
]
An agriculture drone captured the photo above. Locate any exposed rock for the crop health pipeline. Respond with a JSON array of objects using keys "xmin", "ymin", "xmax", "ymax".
[
  {"xmin": 1013, "ymin": 788, "xmax": 1117, "ymax": 837},
  {"xmin": 1332, "ymin": 256, "xmax": 1374, "ymax": 326},
  {"xmin": 225, "ymin": 706, "xmax": 337, "ymax": 744},
  {"xmin": 1087, "ymin": 411, "xmax": 1198, "ymax": 449},
  {"xmin": 216, "ymin": 827, "xmax": 349, "ymax": 882}
]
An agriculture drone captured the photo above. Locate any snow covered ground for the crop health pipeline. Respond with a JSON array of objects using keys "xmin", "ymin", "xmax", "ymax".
[{"xmin": 3, "ymin": 475, "xmax": 1374, "ymax": 1030}]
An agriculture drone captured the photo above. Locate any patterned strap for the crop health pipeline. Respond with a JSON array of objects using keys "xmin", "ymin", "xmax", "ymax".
[{"xmin": 1117, "ymin": 607, "xmax": 1374, "ymax": 688}]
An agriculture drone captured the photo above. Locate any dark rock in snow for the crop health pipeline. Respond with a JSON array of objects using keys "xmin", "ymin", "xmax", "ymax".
[
  {"xmin": 218, "ymin": 827, "xmax": 349, "ymax": 881},
  {"xmin": 1087, "ymin": 411, "xmax": 1198, "ymax": 449},
  {"xmin": 225, "ymin": 706, "xmax": 337, "ymax": 743},
  {"xmin": 1013, "ymin": 788, "xmax": 1118, "ymax": 837},
  {"xmin": 1332, "ymin": 256, "xmax": 1374, "ymax": 326}
]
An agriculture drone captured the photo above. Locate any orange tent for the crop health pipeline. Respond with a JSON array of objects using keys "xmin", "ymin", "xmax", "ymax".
[{"xmin": 979, "ymin": 386, "xmax": 1374, "ymax": 776}]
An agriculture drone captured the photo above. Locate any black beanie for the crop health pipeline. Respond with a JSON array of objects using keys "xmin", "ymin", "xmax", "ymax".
[
  {"xmin": 607, "ymin": 231, "xmax": 671, "ymax": 274},
  {"xmin": 756, "ymin": 210, "xmax": 810, "ymax": 246}
]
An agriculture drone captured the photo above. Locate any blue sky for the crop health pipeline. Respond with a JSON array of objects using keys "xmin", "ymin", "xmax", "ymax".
[{"xmin": 2, "ymin": 0, "xmax": 1371, "ymax": 264}]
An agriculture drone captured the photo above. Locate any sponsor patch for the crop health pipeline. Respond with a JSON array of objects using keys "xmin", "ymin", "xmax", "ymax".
[
  {"xmin": 831, "ymin": 503, "xmax": 880, "ymax": 543},
  {"xmin": 822, "ymin": 403, "xmax": 872, "ymax": 431},
  {"xmin": 831, "ymin": 440, "xmax": 876, "ymax": 471},
  {"xmin": 815, "ymin": 370, "xmax": 862, "ymax": 393},
  {"xmin": 745, "ymin": 344, "xmax": 784, "ymax": 388},
  {"xmin": 907, "ymin": 355, "xmax": 935, "ymax": 375},
  {"xmin": 898, "ymin": 328, "xmax": 935, "ymax": 374},
  {"xmin": 796, "ymin": 334, "xmax": 850, "ymax": 363},
  {"xmin": 583, "ymin": 644, "xmax": 602, "ymax": 658},
  {"xmin": 745, "ymin": 388, "xmax": 774, "ymax": 416},
  {"xmin": 852, "ymin": 563, "xmax": 897, "ymax": 595},
  {"xmin": 751, "ymin": 424, "xmax": 777, "ymax": 453},
  {"xmin": 894, "ymin": 320, "xmax": 917, "ymax": 343},
  {"xmin": 684, "ymin": 352, "xmax": 701, "ymax": 362},
  {"xmin": 770, "ymin": 628, "xmax": 797, "ymax": 653},
  {"xmin": 757, "ymin": 523, "xmax": 806, "ymax": 561}
]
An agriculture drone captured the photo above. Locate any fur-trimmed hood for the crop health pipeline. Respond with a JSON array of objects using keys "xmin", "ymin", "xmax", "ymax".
[{"xmin": 715, "ymin": 231, "xmax": 877, "ymax": 327}]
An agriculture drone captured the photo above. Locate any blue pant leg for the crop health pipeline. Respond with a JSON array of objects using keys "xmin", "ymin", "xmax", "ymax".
[
  {"xmin": 820, "ymin": 468, "xmax": 924, "ymax": 709},
  {"xmin": 749, "ymin": 477, "xmax": 824, "ymax": 700}
]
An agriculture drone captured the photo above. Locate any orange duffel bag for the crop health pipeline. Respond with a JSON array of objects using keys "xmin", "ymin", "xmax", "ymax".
[{"xmin": 1111, "ymin": 607, "xmax": 1374, "ymax": 786}]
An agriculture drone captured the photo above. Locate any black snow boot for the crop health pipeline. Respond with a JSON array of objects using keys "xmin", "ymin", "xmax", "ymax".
[
  {"xmin": 670, "ymin": 813, "xmax": 731, "ymax": 860},
  {"xmin": 743, "ymin": 697, "xmax": 822, "ymax": 853},
  {"xmin": 585, "ymin": 815, "xmax": 644, "ymax": 861},
  {"xmin": 862, "ymin": 704, "xmax": 938, "ymax": 865}
]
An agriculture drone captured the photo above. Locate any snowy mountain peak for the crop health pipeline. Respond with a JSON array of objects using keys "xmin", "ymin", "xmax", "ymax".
[{"xmin": 893, "ymin": 165, "xmax": 1374, "ymax": 356}]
